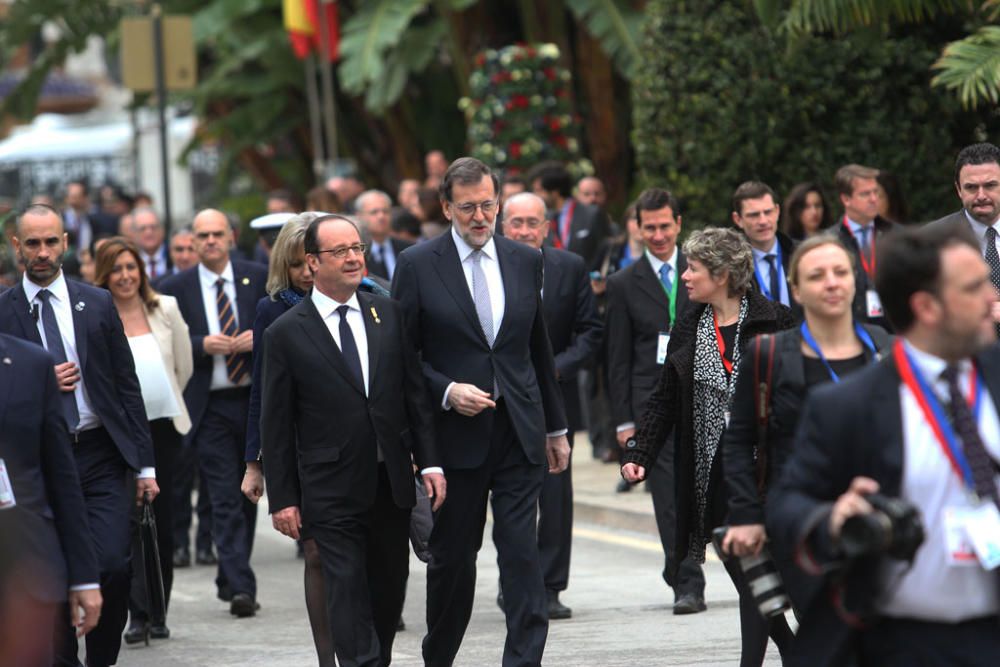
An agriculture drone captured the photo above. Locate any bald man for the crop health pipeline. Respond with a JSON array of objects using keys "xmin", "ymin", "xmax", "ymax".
[{"xmin": 158, "ymin": 209, "xmax": 268, "ymax": 617}]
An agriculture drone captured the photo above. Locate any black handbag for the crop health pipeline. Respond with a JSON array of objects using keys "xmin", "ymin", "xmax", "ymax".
[{"xmin": 139, "ymin": 496, "xmax": 167, "ymax": 626}]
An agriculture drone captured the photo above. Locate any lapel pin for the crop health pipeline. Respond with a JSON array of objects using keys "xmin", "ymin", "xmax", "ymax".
[
  {"xmin": 2, "ymin": 357, "xmax": 10, "ymax": 365},
  {"xmin": 370, "ymin": 306, "xmax": 381, "ymax": 324},
  {"xmin": 74, "ymin": 302, "xmax": 85, "ymax": 312},
  {"xmin": 242, "ymin": 277, "xmax": 250, "ymax": 285}
]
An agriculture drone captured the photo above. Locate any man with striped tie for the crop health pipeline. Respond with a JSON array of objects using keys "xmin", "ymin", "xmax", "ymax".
[{"xmin": 159, "ymin": 208, "xmax": 267, "ymax": 617}]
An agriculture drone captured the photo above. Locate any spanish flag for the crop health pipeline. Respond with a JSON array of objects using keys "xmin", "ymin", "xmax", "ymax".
[{"xmin": 283, "ymin": 0, "xmax": 339, "ymax": 62}]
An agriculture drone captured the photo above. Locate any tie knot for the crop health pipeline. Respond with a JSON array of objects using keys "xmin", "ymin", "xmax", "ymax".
[
  {"xmin": 470, "ymin": 249, "xmax": 483, "ymax": 265},
  {"xmin": 659, "ymin": 264, "xmax": 671, "ymax": 280},
  {"xmin": 941, "ymin": 363, "xmax": 961, "ymax": 387},
  {"xmin": 336, "ymin": 304, "xmax": 350, "ymax": 319},
  {"xmin": 764, "ymin": 253, "xmax": 777, "ymax": 265},
  {"xmin": 215, "ymin": 277, "xmax": 225, "ymax": 290},
  {"xmin": 37, "ymin": 288, "xmax": 52, "ymax": 303},
  {"xmin": 987, "ymin": 227, "xmax": 998, "ymax": 241}
]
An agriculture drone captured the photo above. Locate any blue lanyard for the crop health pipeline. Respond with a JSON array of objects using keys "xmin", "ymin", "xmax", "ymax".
[
  {"xmin": 896, "ymin": 343, "xmax": 982, "ymax": 490},
  {"xmin": 799, "ymin": 321, "xmax": 878, "ymax": 383},
  {"xmin": 753, "ymin": 243, "xmax": 782, "ymax": 301}
]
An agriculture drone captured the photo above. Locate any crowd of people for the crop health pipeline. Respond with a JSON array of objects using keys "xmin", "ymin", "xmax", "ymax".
[{"xmin": 1, "ymin": 141, "xmax": 999, "ymax": 667}]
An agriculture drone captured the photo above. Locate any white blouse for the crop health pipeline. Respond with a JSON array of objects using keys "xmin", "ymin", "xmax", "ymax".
[{"xmin": 128, "ymin": 333, "xmax": 182, "ymax": 421}]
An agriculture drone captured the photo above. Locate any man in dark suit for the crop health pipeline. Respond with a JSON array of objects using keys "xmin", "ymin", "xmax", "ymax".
[
  {"xmin": 0, "ymin": 204, "xmax": 157, "ymax": 667},
  {"xmin": 528, "ymin": 162, "xmax": 609, "ymax": 267},
  {"xmin": 769, "ymin": 225, "xmax": 1000, "ymax": 667},
  {"xmin": 831, "ymin": 164, "xmax": 897, "ymax": 330},
  {"xmin": 357, "ymin": 190, "xmax": 412, "ymax": 281},
  {"xmin": 500, "ymin": 192, "xmax": 602, "ymax": 620},
  {"xmin": 62, "ymin": 180, "xmax": 118, "ymax": 263},
  {"xmin": 262, "ymin": 214, "xmax": 444, "ymax": 667},
  {"xmin": 393, "ymin": 158, "xmax": 569, "ymax": 667},
  {"xmin": 0, "ymin": 333, "xmax": 102, "ymax": 663},
  {"xmin": 127, "ymin": 207, "xmax": 172, "ymax": 281},
  {"xmin": 158, "ymin": 208, "xmax": 267, "ymax": 617},
  {"xmin": 605, "ymin": 187, "xmax": 707, "ymax": 614},
  {"xmin": 731, "ymin": 181, "xmax": 802, "ymax": 320}
]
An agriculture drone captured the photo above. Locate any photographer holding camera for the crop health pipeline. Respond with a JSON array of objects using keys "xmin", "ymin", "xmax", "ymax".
[{"xmin": 769, "ymin": 224, "xmax": 1000, "ymax": 667}]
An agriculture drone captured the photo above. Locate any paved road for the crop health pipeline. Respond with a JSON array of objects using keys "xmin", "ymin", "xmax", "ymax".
[{"xmin": 120, "ymin": 500, "xmax": 785, "ymax": 666}]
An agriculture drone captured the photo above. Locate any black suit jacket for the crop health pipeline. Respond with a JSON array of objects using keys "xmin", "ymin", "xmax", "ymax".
[
  {"xmin": 0, "ymin": 334, "xmax": 98, "ymax": 602},
  {"xmin": 157, "ymin": 260, "xmax": 268, "ymax": 438},
  {"xmin": 605, "ymin": 250, "xmax": 692, "ymax": 427},
  {"xmin": 767, "ymin": 345, "xmax": 1000, "ymax": 665},
  {"xmin": 260, "ymin": 292, "xmax": 438, "ymax": 517},
  {"xmin": 541, "ymin": 247, "xmax": 603, "ymax": 432},
  {"xmin": 366, "ymin": 237, "xmax": 413, "ymax": 281},
  {"xmin": 549, "ymin": 200, "xmax": 610, "ymax": 267},
  {"xmin": 392, "ymin": 232, "xmax": 567, "ymax": 470},
  {"xmin": 0, "ymin": 279, "xmax": 153, "ymax": 469},
  {"xmin": 832, "ymin": 217, "xmax": 897, "ymax": 331}
]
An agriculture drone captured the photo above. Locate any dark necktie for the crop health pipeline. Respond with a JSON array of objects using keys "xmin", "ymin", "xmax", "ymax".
[
  {"xmin": 764, "ymin": 254, "xmax": 780, "ymax": 303},
  {"xmin": 37, "ymin": 289, "xmax": 80, "ymax": 431},
  {"xmin": 984, "ymin": 228, "xmax": 1000, "ymax": 294},
  {"xmin": 215, "ymin": 278, "xmax": 248, "ymax": 384},
  {"xmin": 336, "ymin": 305, "xmax": 365, "ymax": 392},
  {"xmin": 942, "ymin": 364, "xmax": 1000, "ymax": 508}
]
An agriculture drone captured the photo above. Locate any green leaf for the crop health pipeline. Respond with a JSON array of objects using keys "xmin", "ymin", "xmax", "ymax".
[
  {"xmin": 784, "ymin": 0, "xmax": 966, "ymax": 33},
  {"xmin": 336, "ymin": 0, "xmax": 430, "ymax": 95},
  {"xmin": 363, "ymin": 19, "xmax": 446, "ymax": 113},
  {"xmin": 565, "ymin": 0, "xmax": 643, "ymax": 79},
  {"xmin": 932, "ymin": 25, "xmax": 1000, "ymax": 108}
]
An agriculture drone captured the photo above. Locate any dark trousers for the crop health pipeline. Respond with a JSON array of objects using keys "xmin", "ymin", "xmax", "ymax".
[
  {"xmin": 128, "ymin": 418, "xmax": 179, "ymax": 624},
  {"xmin": 172, "ymin": 439, "xmax": 213, "ymax": 554},
  {"xmin": 53, "ymin": 428, "xmax": 131, "ymax": 667},
  {"xmin": 861, "ymin": 615, "xmax": 1000, "ymax": 667},
  {"xmin": 582, "ymin": 365, "xmax": 616, "ymax": 458},
  {"xmin": 423, "ymin": 401, "xmax": 548, "ymax": 667},
  {"xmin": 194, "ymin": 390, "xmax": 256, "ymax": 598},
  {"xmin": 537, "ymin": 432, "xmax": 573, "ymax": 592},
  {"xmin": 723, "ymin": 558, "xmax": 794, "ymax": 667},
  {"xmin": 648, "ymin": 439, "xmax": 705, "ymax": 598},
  {"xmin": 310, "ymin": 465, "xmax": 410, "ymax": 667}
]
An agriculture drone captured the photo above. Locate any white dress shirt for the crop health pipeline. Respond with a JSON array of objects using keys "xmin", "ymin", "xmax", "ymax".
[
  {"xmin": 878, "ymin": 341, "xmax": 1000, "ymax": 622},
  {"xmin": 310, "ymin": 288, "xmax": 370, "ymax": 396},
  {"xmin": 23, "ymin": 272, "xmax": 155, "ymax": 480},
  {"xmin": 198, "ymin": 262, "xmax": 247, "ymax": 390}
]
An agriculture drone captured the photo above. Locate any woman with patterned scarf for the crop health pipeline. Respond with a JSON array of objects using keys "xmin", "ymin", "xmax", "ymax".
[
  {"xmin": 239, "ymin": 211, "xmax": 388, "ymax": 667},
  {"xmin": 621, "ymin": 227, "xmax": 797, "ymax": 665}
]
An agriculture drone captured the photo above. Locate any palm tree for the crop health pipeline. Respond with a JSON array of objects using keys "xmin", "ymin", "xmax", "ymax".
[{"xmin": 755, "ymin": 0, "xmax": 1000, "ymax": 108}]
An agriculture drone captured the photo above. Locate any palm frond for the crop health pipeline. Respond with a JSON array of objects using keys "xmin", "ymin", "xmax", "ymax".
[
  {"xmin": 565, "ymin": 0, "xmax": 642, "ymax": 79},
  {"xmin": 784, "ymin": 0, "xmax": 966, "ymax": 33},
  {"xmin": 932, "ymin": 25, "xmax": 1000, "ymax": 108}
]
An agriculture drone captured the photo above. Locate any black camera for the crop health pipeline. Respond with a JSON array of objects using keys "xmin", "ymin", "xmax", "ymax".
[
  {"xmin": 839, "ymin": 493, "xmax": 924, "ymax": 561},
  {"xmin": 712, "ymin": 526, "xmax": 791, "ymax": 618}
]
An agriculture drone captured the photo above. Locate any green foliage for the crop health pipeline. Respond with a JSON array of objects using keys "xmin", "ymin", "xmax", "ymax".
[
  {"xmin": 932, "ymin": 25, "xmax": 1000, "ymax": 107},
  {"xmin": 564, "ymin": 0, "xmax": 643, "ymax": 78},
  {"xmin": 782, "ymin": 0, "xmax": 966, "ymax": 32},
  {"xmin": 633, "ymin": 0, "xmax": 1000, "ymax": 229}
]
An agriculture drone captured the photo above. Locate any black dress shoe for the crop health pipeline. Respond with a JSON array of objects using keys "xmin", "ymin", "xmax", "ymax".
[
  {"xmin": 673, "ymin": 593, "xmax": 707, "ymax": 615},
  {"xmin": 149, "ymin": 624, "xmax": 170, "ymax": 640},
  {"xmin": 546, "ymin": 591, "xmax": 572, "ymax": 620},
  {"xmin": 217, "ymin": 583, "xmax": 233, "ymax": 602},
  {"xmin": 496, "ymin": 589, "xmax": 505, "ymax": 612},
  {"xmin": 173, "ymin": 547, "xmax": 191, "ymax": 569},
  {"xmin": 195, "ymin": 547, "xmax": 217, "ymax": 565},
  {"xmin": 230, "ymin": 593, "xmax": 257, "ymax": 618},
  {"xmin": 396, "ymin": 616, "xmax": 406, "ymax": 632},
  {"xmin": 123, "ymin": 621, "xmax": 149, "ymax": 646}
]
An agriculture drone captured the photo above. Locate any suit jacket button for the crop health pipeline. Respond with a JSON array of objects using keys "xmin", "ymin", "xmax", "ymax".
[{"xmin": 625, "ymin": 438, "xmax": 637, "ymax": 449}]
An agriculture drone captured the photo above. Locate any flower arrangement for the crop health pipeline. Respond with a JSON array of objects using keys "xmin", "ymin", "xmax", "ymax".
[{"xmin": 459, "ymin": 43, "xmax": 592, "ymax": 176}]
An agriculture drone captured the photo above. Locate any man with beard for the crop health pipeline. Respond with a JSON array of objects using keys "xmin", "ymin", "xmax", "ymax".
[
  {"xmin": 0, "ymin": 204, "xmax": 156, "ymax": 667},
  {"xmin": 769, "ymin": 224, "xmax": 1000, "ymax": 666}
]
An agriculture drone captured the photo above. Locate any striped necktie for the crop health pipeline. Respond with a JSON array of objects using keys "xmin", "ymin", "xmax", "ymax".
[{"xmin": 216, "ymin": 278, "xmax": 248, "ymax": 384}]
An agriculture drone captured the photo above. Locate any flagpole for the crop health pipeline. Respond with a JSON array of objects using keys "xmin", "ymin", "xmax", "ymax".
[
  {"xmin": 304, "ymin": 55, "xmax": 325, "ymax": 181},
  {"xmin": 316, "ymin": 0, "xmax": 338, "ymax": 170}
]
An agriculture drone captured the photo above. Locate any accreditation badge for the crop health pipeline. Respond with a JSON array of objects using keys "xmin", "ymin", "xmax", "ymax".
[
  {"xmin": 866, "ymin": 290, "xmax": 884, "ymax": 319},
  {"xmin": 944, "ymin": 506, "xmax": 985, "ymax": 566},
  {"xmin": 656, "ymin": 331, "xmax": 670, "ymax": 365},
  {"xmin": 964, "ymin": 502, "xmax": 1000, "ymax": 570},
  {"xmin": 0, "ymin": 459, "xmax": 15, "ymax": 509}
]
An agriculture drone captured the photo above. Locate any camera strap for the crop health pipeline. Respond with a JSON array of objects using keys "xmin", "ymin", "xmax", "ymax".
[
  {"xmin": 753, "ymin": 333, "xmax": 777, "ymax": 497},
  {"xmin": 893, "ymin": 340, "xmax": 981, "ymax": 491}
]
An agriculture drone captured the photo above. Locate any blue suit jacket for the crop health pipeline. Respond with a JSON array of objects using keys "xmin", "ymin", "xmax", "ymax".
[
  {"xmin": 0, "ymin": 278, "xmax": 153, "ymax": 469},
  {"xmin": 0, "ymin": 333, "xmax": 98, "ymax": 601},
  {"xmin": 157, "ymin": 260, "xmax": 269, "ymax": 439}
]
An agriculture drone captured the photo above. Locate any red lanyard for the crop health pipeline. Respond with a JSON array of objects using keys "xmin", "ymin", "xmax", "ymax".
[
  {"xmin": 713, "ymin": 310, "xmax": 734, "ymax": 374},
  {"xmin": 842, "ymin": 217, "xmax": 876, "ymax": 280},
  {"xmin": 560, "ymin": 199, "xmax": 576, "ymax": 246}
]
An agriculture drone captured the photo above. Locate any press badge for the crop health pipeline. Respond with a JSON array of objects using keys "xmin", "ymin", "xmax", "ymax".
[
  {"xmin": 0, "ymin": 459, "xmax": 15, "ymax": 509},
  {"xmin": 656, "ymin": 331, "xmax": 670, "ymax": 365},
  {"xmin": 944, "ymin": 506, "xmax": 982, "ymax": 566},
  {"xmin": 866, "ymin": 290, "xmax": 884, "ymax": 319},
  {"xmin": 964, "ymin": 502, "xmax": 1000, "ymax": 570}
]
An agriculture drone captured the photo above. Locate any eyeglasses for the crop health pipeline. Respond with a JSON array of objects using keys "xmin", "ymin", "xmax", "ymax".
[
  {"xmin": 450, "ymin": 199, "xmax": 498, "ymax": 218},
  {"xmin": 505, "ymin": 218, "xmax": 547, "ymax": 229},
  {"xmin": 313, "ymin": 243, "xmax": 367, "ymax": 259}
]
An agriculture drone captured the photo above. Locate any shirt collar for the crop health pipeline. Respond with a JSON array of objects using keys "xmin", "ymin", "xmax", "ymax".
[
  {"xmin": 450, "ymin": 225, "xmax": 497, "ymax": 263},
  {"xmin": 846, "ymin": 217, "xmax": 874, "ymax": 235},
  {"xmin": 644, "ymin": 246, "xmax": 677, "ymax": 276},
  {"xmin": 311, "ymin": 286, "xmax": 361, "ymax": 321},
  {"xmin": 751, "ymin": 238, "xmax": 779, "ymax": 261},
  {"xmin": 964, "ymin": 209, "xmax": 1000, "ymax": 240},
  {"xmin": 23, "ymin": 270, "xmax": 69, "ymax": 304},
  {"xmin": 198, "ymin": 261, "xmax": 234, "ymax": 289},
  {"xmin": 902, "ymin": 338, "xmax": 972, "ymax": 393}
]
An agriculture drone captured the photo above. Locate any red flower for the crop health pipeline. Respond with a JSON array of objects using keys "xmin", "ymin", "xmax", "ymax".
[
  {"xmin": 553, "ymin": 135, "xmax": 568, "ymax": 148},
  {"xmin": 512, "ymin": 94, "xmax": 529, "ymax": 109},
  {"xmin": 510, "ymin": 142, "xmax": 522, "ymax": 159},
  {"xmin": 548, "ymin": 117, "xmax": 561, "ymax": 131},
  {"xmin": 544, "ymin": 68, "xmax": 557, "ymax": 81},
  {"xmin": 475, "ymin": 53, "xmax": 486, "ymax": 67}
]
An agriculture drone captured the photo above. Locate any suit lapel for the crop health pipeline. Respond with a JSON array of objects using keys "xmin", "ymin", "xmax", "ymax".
[
  {"xmin": 185, "ymin": 270, "xmax": 210, "ymax": 334},
  {"xmin": 0, "ymin": 337, "xmax": 11, "ymax": 428},
  {"xmin": 432, "ymin": 234, "xmax": 488, "ymax": 346},
  {"xmin": 232, "ymin": 262, "xmax": 258, "ymax": 331},
  {"xmin": 297, "ymin": 298, "xmax": 366, "ymax": 397},
  {"xmin": 66, "ymin": 281, "xmax": 88, "ymax": 371},
  {"xmin": 358, "ymin": 292, "xmax": 381, "ymax": 389},
  {"xmin": 976, "ymin": 349, "xmax": 1000, "ymax": 423},
  {"xmin": 869, "ymin": 358, "xmax": 905, "ymax": 495},
  {"xmin": 541, "ymin": 247, "xmax": 559, "ymax": 320},
  {"xmin": 8, "ymin": 284, "xmax": 43, "ymax": 345},
  {"xmin": 494, "ymin": 237, "xmax": 519, "ymax": 346},
  {"xmin": 634, "ymin": 254, "xmax": 671, "ymax": 323}
]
